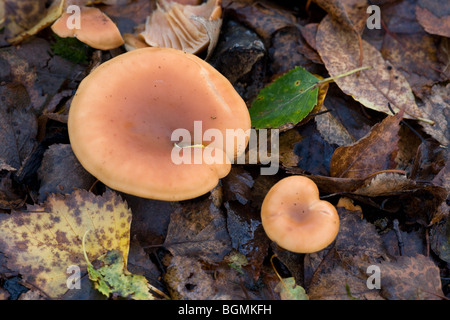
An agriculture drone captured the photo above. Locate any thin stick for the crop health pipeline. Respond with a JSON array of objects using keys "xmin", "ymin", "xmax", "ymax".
[{"xmin": 393, "ymin": 219, "xmax": 404, "ymax": 256}]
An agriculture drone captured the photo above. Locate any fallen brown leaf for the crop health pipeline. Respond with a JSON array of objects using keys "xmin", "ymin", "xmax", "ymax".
[
  {"xmin": 415, "ymin": 0, "xmax": 450, "ymax": 38},
  {"xmin": 418, "ymin": 83, "xmax": 450, "ymax": 147},
  {"xmin": 37, "ymin": 144, "xmax": 96, "ymax": 202},
  {"xmin": 316, "ymin": 14, "xmax": 424, "ymax": 121},
  {"xmin": 223, "ymin": 0, "xmax": 297, "ymax": 44},
  {"xmin": 163, "ymin": 197, "xmax": 231, "ymax": 263},
  {"xmin": 0, "ymin": 84, "xmax": 38, "ymax": 170},
  {"xmin": 312, "ymin": 0, "xmax": 368, "ymax": 34},
  {"xmin": 306, "ymin": 207, "xmax": 387, "ymax": 300},
  {"xmin": 379, "ymin": 254, "xmax": 444, "ymax": 300},
  {"xmin": 378, "ymin": 0, "xmax": 446, "ymax": 98},
  {"xmin": 330, "ymin": 112, "xmax": 403, "ymax": 179}
]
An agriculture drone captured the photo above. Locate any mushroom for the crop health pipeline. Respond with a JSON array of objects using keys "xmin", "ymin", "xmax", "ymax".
[
  {"xmin": 261, "ymin": 176, "xmax": 340, "ymax": 253},
  {"xmin": 51, "ymin": 5, "xmax": 124, "ymax": 50},
  {"xmin": 68, "ymin": 47, "xmax": 251, "ymax": 201},
  {"xmin": 140, "ymin": 0, "xmax": 222, "ymax": 55},
  {"xmin": 166, "ymin": 0, "xmax": 202, "ymax": 4},
  {"xmin": 123, "ymin": 33, "xmax": 149, "ymax": 51}
]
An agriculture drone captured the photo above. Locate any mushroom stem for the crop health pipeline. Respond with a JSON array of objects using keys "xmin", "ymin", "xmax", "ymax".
[{"xmin": 174, "ymin": 142, "xmax": 205, "ymax": 149}]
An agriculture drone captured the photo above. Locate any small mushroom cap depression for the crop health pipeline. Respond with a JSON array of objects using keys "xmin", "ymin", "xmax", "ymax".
[
  {"xmin": 261, "ymin": 176, "xmax": 340, "ymax": 253},
  {"xmin": 68, "ymin": 47, "xmax": 251, "ymax": 201}
]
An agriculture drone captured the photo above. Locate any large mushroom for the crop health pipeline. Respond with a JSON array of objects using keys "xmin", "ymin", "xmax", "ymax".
[
  {"xmin": 68, "ymin": 47, "xmax": 251, "ymax": 201},
  {"xmin": 261, "ymin": 176, "xmax": 340, "ymax": 253}
]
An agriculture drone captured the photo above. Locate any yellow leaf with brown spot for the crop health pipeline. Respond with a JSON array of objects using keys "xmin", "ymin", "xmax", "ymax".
[{"xmin": 0, "ymin": 189, "xmax": 132, "ymax": 299}]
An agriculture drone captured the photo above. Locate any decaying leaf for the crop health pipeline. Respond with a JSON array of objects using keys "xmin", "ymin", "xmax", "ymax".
[
  {"xmin": 85, "ymin": 249, "xmax": 155, "ymax": 300},
  {"xmin": 316, "ymin": 14, "xmax": 425, "ymax": 121},
  {"xmin": 164, "ymin": 255, "xmax": 217, "ymax": 299},
  {"xmin": 415, "ymin": 0, "xmax": 450, "ymax": 38},
  {"xmin": 37, "ymin": 144, "xmax": 96, "ymax": 203},
  {"xmin": 274, "ymin": 277, "xmax": 308, "ymax": 300},
  {"xmin": 329, "ymin": 112, "xmax": 403, "ymax": 179},
  {"xmin": 0, "ymin": 84, "xmax": 38, "ymax": 170},
  {"xmin": 224, "ymin": 0, "xmax": 296, "ymax": 44},
  {"xmin": 278, "ymin": 129, "xmax": 302, "ymax": 168},
  {"xmin": 430, "ymin": 216, "xmax": 450, "ymax": 264},
  {"xmin": 418, "ymin": 83, "xmax": 450, "ymax": 147},
  {"xmin": 376, "ymin": 0, "xmax": 447, "ymax": 99},
  {"xmin": 163, "ymin": 197, "xmax": 231, "ymax": 263},
  {"xmin": 378, "ymin": 254, "xmax": 444, "ymax": 300},
  {"xmin": 314, "ymin": 105, "xmax": 356, "ymax": 147},
  {"xmin": 312, "ymin": 0, "xmax": 368, "ymax": 34},
  {"xmin": 0, "ymin": 190, "xmax": 132, "ymax": 298},
  {"xmin": 306, "ymin": 208, "xmax": 387, "ymax": 300},
  {"xmin": 0, "ymin": 172, "xmax": 25, "ymax": 212}
]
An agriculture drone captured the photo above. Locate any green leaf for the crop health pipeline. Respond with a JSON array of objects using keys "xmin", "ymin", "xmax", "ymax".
[
  {"xmin": 86, "ymin": 249, "xmax": 155, "ymax": 300},
  {"xmin": 274, "ymin": 277, "xmax": 309, "ymax": 300},
  {"xmin": 249, "ymin": 66, "xmax": 320, "ymax": 129}
]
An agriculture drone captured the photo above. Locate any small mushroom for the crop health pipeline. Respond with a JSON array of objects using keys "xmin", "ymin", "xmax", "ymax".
[
  {"xmin": 123, "ymin": 33, "xmax": 149, "ymax": 51},
  {"xmin": 68, "ymin": 47, "xmax": 251, "ymax": 201},
  {"xmin": 51, "ymin": 6, "xmax": 124, "ymax": 50},
  {"xmin": 140, "ymin": 0, "xmax": 222, "ymax": 55},
  {"xmin": 261, "ymin": 176, "xmax": 340, "ymax": 253}
]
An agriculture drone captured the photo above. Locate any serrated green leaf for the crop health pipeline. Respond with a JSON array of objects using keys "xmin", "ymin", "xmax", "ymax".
[
  {"xmin": 249, "ymin": 66, "xmax": 320, "ymax": 129},
  {"xmin": 274, "ymin": 277, "xmax": 309, "ymax": 300}
]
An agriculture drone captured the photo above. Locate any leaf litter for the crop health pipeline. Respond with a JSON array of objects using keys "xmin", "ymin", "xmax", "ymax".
[{"xmin": 0, "ymin": 0, "xmax": 449, "ymax": 301}]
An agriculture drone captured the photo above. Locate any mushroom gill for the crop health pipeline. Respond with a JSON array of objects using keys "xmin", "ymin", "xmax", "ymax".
[{"xmin": 140, "ymin": 0, "xmax": 222, "ymax": 55}]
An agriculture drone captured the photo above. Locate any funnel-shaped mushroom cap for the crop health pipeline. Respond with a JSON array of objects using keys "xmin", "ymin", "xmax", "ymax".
[
  {"xmin": 68, "ymin": 47, "xmax": 251, "ymax": 201},
  {"xmin": 261, "ymin": 176, "xmax": 340, "ymax": 253},
  {"xmin": 140, "ymin": 0, "xmax": 221, "ymax": 54},
  {"xmin": 51, "ymin": 6, "xmax": 124, "ymax": 50}
]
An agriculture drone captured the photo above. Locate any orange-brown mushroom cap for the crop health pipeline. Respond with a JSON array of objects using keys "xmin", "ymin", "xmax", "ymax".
[
  {"xmin": 261, "ymin": 176, "xmax": 340, "ymax": 253},
  {"xmin": 51, "ymin": 6, "xmax": 124, "ymax": 50},
  {"xmin": 68, "ymin": 47, "xmax": 251, "ymax": 201}
]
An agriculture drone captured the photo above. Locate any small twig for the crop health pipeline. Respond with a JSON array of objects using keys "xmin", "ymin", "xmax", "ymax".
[
  {"xmin": 392, "ymin": 219, "xmax": 404, "ymax": 256},
  {"xmin": 308, "ymin": 109, "xmax": 333, "ymax": 117}
]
